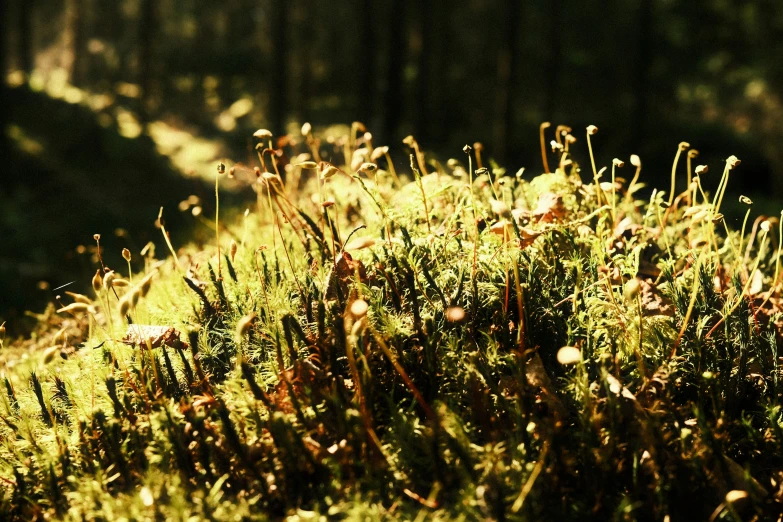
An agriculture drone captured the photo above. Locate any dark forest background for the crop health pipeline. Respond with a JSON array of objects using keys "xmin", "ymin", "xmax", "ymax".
[{"xmin": 2, "ymin": 0, "xmax": 783, "ymax": 329}]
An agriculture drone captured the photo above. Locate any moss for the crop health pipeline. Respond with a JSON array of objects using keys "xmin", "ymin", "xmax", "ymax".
[{"xmin": 1, "ymin": 125, "xmax": 782, "ymax": 520}]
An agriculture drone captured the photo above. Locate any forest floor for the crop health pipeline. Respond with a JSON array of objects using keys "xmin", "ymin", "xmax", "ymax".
[
  {"xmin": 1, "ymin": 124, "xmax": 783, "ymax": 520},
  {"xmin": 1, "ymin": 80, "xmax": 242, "ymax": 328}
]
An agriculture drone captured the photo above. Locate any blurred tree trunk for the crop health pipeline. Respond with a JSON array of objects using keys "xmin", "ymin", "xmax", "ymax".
[
  {"xmin": 19, "ymin": 0, "xmax": 34, "ymax": 75},
  {"xmin": 96, "ymin": 1, "xmax": 124, "ymax": 82},
  {"xmin": 494, "ymin": 0, "xmax": 522, "ymax": 164},
  {"xmin": 64, "ymin": 0, "xmax": 85, "ymax": 85},
  {"xmin": 0, "ymin": 0, "xmax": 7, "ymax": 156},
  {"xmin": 413, "ymin": 0, "xmax": 433, "ymax": 143},
  {"xmin": 196, "ymin": 4, "xmax": 219, "ymax": 116},
  {"xmin": 296, "ymin": 0, "xmax": 314, "ymax": 122},
  {"xmin": 139, "ymin": 0, "xmax": 156, "ymax": 122},
  {"xmin": 383, "ymin": 0, "xmax": 407, "ymax": 143},
  {"xmin": 633, "ymin": 0, "xmax": 653, "ymax": 148},
  {"xmin": 357, "ymin": 0, "xmax": 375, "ymax": 126},
  {"xmin": 429, "ymin": 2, "xmax": 450, "ymax": 144},
  {"xmin": 544, "ymin": 0, "xmax": 562, "ymax": 119},
  {"xmin": 0, "ymin": 0, "xmax": 7, "ymax": 77},
  {"xmin": 231, "ymin": 0, "xmax": 257, "ymax": 47},
  {"xmin": 270, "ymin": 2, "xmax": 289, "ymax": 134}
]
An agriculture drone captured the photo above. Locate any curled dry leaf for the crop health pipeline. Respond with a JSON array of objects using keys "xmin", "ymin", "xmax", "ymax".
[
  {"xmin": 516, "ymin": 227, "xmax": 543, "ymax": 249},
  {"xmin": 638, "ymin": 279, "xmax": 675, "ymax": 317},
  {"xmin": 491, "ymin": 222, "xmax": 542, "ymax": 249},
  {"xmin": 271, "ymin": 361, "xmax": 327, "ymax": 414},
  {"xmin": 613, "ymin": 217, "xmax": 647, "ymax": 241},
  {"xmin": 598, "ymin": 265, "xmax": 622, "ymax": 286},
  {"xmin": 325, "ymin": 252, "xmax": 368, "ymax": 299},
  {"xmin": 525, "ymin": 352, "xmax": 568, "ymax": 421},
  {"xmin": 533, "ymin": 192, "xmax": 566, "ymax": 223},
  {"xmin": 490, "ymin": 220, "xmax": 511, "ymax": 236},
  {"xmin": 120, "ymin": 325, "xmax": 188, "ymax": 349}
]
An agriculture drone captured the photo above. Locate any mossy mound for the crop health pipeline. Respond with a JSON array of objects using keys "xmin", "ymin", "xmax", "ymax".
[{"xmin": 1, "ymin": 127, "xmax": 782, "ymax": 520}]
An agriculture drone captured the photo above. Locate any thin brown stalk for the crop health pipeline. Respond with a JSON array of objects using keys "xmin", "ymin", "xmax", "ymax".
[{"xmin": 539, "ymin": 122, "xmax": 551, "ymax": 173}]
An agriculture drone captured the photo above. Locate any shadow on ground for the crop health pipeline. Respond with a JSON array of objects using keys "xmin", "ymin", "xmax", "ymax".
[{"xmin": 0, "ymin": 86, "xmax": 221, "ymax": 333}]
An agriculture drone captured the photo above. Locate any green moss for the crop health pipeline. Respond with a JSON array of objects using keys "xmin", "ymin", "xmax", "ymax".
[{"xmin": 1, "ymin": 126, "xmax": 782, "ymax": 520}]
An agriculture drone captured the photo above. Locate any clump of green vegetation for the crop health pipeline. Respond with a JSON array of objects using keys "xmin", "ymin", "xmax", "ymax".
[{"xmin": 2, "ymin": 122, "xmax": 783, "ymax": 521}]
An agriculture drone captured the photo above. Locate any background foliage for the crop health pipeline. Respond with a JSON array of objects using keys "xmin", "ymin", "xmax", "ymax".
[{"xmin": 2, "ymin": 0, "xmax": 783, "ymax": 323}]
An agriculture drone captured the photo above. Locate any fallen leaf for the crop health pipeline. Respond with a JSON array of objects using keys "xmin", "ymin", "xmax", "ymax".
[
  {"xmin": 533, "ymin": 192, "xmax": 566, "ymax": 223},
  {"xmin": 518, "ymin": 227, "xmax": 543, "ymax": 248},
  {"xmin": 120, "ymin": 325, "xmax": 187, "ymax": 349},
  {"xmin": 325, "ymin": 251, "xmax": 368, "ymax": 299},
  {"xmin": 639, "ymin": 279, "xmax": 675, "ymax": 317}
]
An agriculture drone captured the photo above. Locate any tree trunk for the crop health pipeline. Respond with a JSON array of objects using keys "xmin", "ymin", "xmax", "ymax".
[
  {"xmin": 383, "ymin": 0, "xmax": 407, "ymax": 143},
  {"xmin": 94, "ymin": 0, "xmax": 124, "ymax": 82},
  {"xmin": 64, "ymin": 0, "xmax": 85, "ymax": 85},
  {"xmin": 19, "ymin": 0, "xmax": 34, "ymax": 75},
  {"xmin": 413, "ymin": 0, "xmax": 433, "ymax": 143},
  {"xmin": 544, "ymin": 0, "xmax": 562, "ymax": 119},
  {"xmin": 139, "ymin": 0, "xmax": 156, "ymax": 122},
  {"xmin": 270, "ymin": 2, "xmax": 289, "ymax": 134},
  {"xmin": 429, "ymin": 1, "xmax": 450, "ymax": 144},
  {"xmin": 357, "ymin": 0, "xmax": 375, "ymax": 126},
  {"xmin": 632, "ymin": 0, "xmax": 653, "ymax": 148},
  {"xmin": 0, "ymin": 0, "xmax": 7, "ymax": 77},
  {"xmin": 0, "ymin": 0, "xmax": 8, "ymax": 156},
  {"xmin": 494, "ymin": 0, "xmax": 522, "ymax": 164},
  {"xmin": 295, "ymin": 0, "xmax": 314, "ymax": 123}
]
